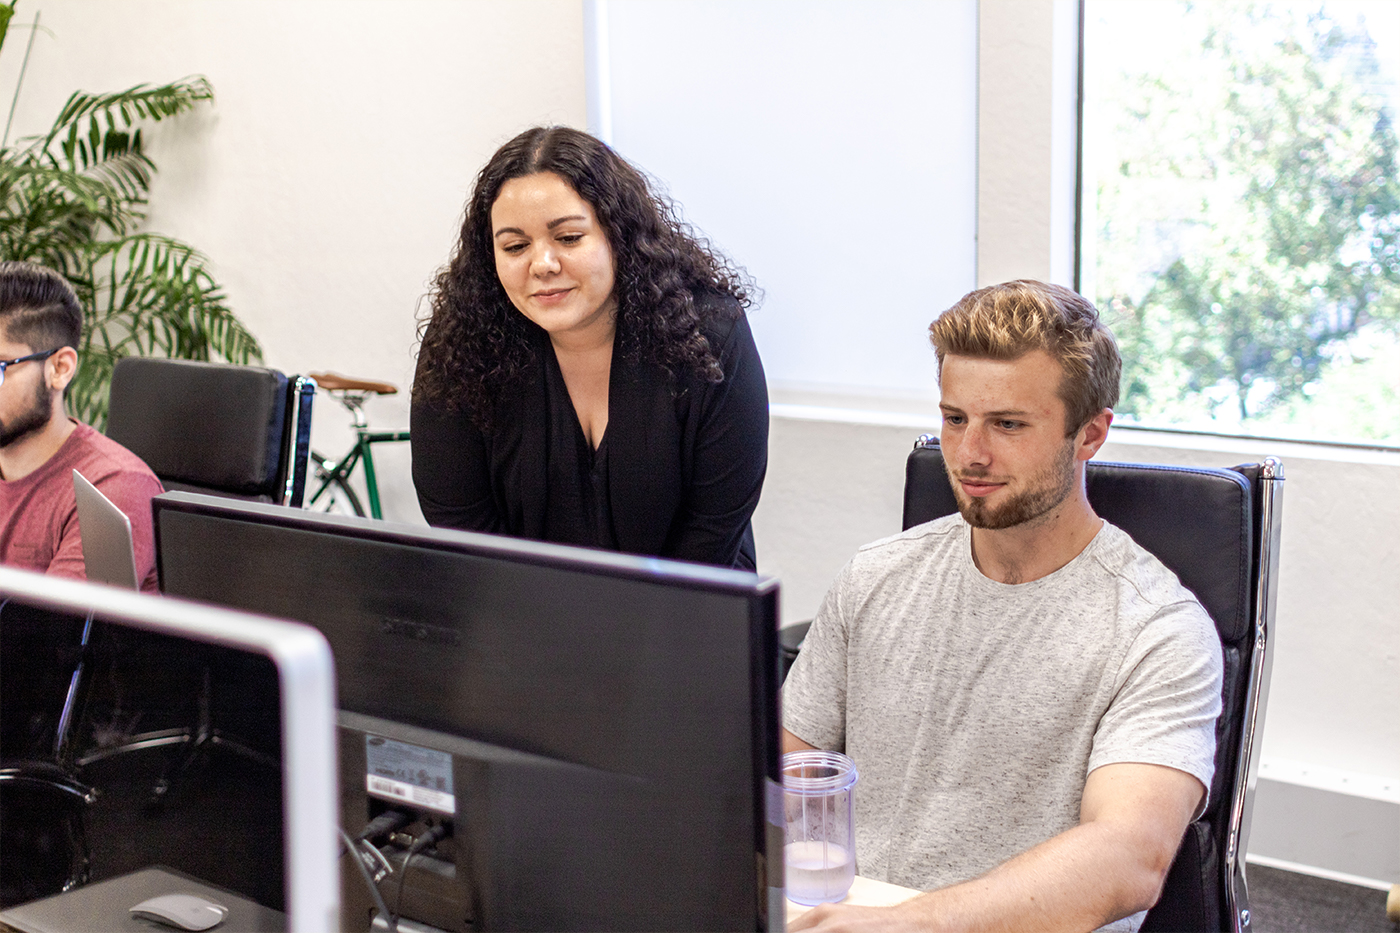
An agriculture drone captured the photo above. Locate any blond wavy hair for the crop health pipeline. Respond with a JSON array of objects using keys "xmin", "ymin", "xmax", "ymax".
[{"xmin": 928, "ymin": 280, "xmax": 1120, "ymax": 435}]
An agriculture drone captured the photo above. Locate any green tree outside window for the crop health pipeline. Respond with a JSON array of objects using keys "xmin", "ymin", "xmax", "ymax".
[{"xmin": 1084, "ymin": 1, "xmax": 1400, "ymax": 443}]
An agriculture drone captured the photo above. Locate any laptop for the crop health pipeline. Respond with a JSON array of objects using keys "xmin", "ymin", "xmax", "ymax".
[{"xmin": 72, "ymin": 469, "xmax": 140, "ymax": 590}]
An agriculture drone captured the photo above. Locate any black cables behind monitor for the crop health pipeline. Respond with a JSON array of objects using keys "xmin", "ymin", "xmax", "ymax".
[
  {"xmin": 357, "ymin": 810, "xmax": 410, "ymax": 843},
  {"xmin": 342, "ymin": 811, "xmax": 457, "ymax": 933},
  {"xmin": 393, "ymin": 823, "xmax": 449, "ymax": 929},
  {"xmin": 339, "ymin": 826, "xmax": 394, "ymax": 931}
]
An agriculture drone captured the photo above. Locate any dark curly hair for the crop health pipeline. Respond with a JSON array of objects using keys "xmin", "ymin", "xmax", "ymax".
[{"xmin": 414, "ymin": 126, "xmax": 755, "ymax": 426}]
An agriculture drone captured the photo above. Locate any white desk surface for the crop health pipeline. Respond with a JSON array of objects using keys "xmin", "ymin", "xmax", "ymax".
[{"xmin": 786, "ymin": 874, "xmax": 921, "ymax": 923}]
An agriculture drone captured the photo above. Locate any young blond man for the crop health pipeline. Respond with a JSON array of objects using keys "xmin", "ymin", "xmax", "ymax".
[
  {"xmin": 0, "ymin": 261, "xmax": 163, "ymax": 591},
  {"xmin": 783, "ymin": 280, "xmax": 1221, "ymax": 933}
]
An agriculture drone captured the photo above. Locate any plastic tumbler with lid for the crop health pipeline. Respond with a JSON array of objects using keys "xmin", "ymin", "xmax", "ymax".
[{"xmin": 782, "ymin": 750, "xmax": 859, "ymax": 905}]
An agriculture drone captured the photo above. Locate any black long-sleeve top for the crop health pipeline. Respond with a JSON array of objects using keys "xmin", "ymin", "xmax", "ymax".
[{"xmin": 410, "ymin": 303, "xmax": 769, "ymax": 570}]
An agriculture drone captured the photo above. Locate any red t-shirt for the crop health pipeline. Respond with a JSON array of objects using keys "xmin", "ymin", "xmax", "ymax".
[{"xmin": 0, "ymin": 421, "xmax": 164, "ymax": 592}]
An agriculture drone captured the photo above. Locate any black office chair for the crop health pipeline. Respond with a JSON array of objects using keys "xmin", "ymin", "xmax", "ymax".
[
  {"xmin": 105, "ymin": 357, "xmax": 316, "ymax": 507},
  {"xmin": 782, "ymin": 434, "xmax": 1283, "ymax": 933},
  {"xmin": 0, "ymin": 601, "xmax": 97, "ymax": 906},
  {"xmin": 93, "ymin": 358, "xmax": 311, "ymax": 802}
]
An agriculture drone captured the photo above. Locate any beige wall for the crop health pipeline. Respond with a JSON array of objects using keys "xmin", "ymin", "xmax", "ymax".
[{"xmin": 1, "ymin": 0, "xmax": 588, "ymax": 521}]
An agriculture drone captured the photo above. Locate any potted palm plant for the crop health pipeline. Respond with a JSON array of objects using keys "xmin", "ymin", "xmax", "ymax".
[{"xmin": 0, "ymin": 2, "xmax": 261, "ymax": 427}]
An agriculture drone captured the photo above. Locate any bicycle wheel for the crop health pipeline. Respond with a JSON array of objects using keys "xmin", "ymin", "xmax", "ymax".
[{"xmin": 307, "ymin": 452, "xmax": 366, "ymax": 517}]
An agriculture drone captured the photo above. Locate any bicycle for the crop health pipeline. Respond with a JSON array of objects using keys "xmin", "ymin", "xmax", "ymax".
[{"xmin": 306, "ymin": 372, "xmax": 411, "ymax": 519}]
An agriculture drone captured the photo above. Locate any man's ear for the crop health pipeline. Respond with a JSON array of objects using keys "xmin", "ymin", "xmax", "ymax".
[
  {"xmin": 1075, "ymin": 408, "xmax": 1113, "ymax": 462},
  {"xmin": 46, "ymin": 346, "xmax": 79, "ymax": 393}
]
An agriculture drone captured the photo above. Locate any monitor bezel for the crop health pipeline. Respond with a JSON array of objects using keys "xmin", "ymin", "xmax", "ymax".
[
  {"xmin": 154, "ymin": 491, "xmax": 781, "ymax": 600},
  {"xmin": 0, "ymin": 565, "xmax": 340, "ymax": 932}
]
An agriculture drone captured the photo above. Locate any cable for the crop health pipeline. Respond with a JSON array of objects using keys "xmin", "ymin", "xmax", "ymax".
[
  {"xmin": 393, "ymin": 823, "xmax": 449, "ymax": 929},
  {"xmin": 359, "ymin": 839, "xmax": 394, "ymax": 881},
  {"xmin": 357, "ymin": 808, "xmax": 410, "ymax": 841},
  {"xmin": 338, "ymin": 827, "xmax": 395, "ymax": 931}
]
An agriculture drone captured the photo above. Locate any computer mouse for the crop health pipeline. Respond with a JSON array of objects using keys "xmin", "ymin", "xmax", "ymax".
[{"xmin": 129, "ymin": 892, "xmax": 229, "ymax": 931}]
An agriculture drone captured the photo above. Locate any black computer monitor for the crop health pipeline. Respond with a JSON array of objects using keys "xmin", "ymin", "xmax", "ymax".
[
  {"xmin": 0, "ymin": 566, "xmax": 338, "ymax": 932},
  {"xmin": 152, "ymin": 492, "xmax": 783, "ymax": 932}
]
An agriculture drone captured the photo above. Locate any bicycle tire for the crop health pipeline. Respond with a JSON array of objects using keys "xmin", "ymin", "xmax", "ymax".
[{"xmin": 308, "ymin": 452, "xmax": 366, "ymax": 517}]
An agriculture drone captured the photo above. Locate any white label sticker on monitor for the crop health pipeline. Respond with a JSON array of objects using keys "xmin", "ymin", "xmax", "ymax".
[{"xmin": 364, "ymin": 735, "xmax": 456, "ymax": 815}]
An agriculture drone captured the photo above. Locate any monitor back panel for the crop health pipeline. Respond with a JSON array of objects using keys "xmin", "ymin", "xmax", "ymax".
[{"xmin": 155, "ymin": 496, "xmax": 782, "ymax": 931}]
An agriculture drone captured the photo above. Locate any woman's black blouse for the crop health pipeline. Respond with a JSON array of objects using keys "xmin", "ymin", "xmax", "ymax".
[
  {"xmin": 411, "ymin": 299, "xmax": 768, "ymax": 570},
  {"xmin": 541, "ymin": 346, "xmax": 619, "ymax": 552}
]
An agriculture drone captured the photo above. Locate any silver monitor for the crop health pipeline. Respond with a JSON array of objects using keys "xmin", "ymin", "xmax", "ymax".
[{"xmin": 0, "ymin": 566, "xmax": 339, "ymax": 932}]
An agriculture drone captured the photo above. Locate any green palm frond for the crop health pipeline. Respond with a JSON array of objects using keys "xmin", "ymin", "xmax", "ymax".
[
  {"xmin": 4, "ymin": 77, "xmax": 212, "ymax": 216},
  {"xmin": 0, "ymin": 72, "xmax": 261, "ymax": 429},
  {"xmin": 0, "ymin": 4, "xmax": 15, "ymax": 58},
  {"xmin": 33, "ymin": 77, "xmax": 213, "ymax": 165},
  {"xmin": 75, "ymin": 146, "xmax": 154, "ymax": 207},
  {"xmin": 69, "ymin": 234, "xmax": 262, "ymax": 427},
  {"xmin": 0, "ymin": 160, "xmax": 128, "ymax": 253}
]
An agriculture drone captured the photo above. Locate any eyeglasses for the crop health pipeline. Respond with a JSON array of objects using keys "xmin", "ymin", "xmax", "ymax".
[{"xmin": 0, "ymin": 348, "xmax": 59, "ymax": 388}]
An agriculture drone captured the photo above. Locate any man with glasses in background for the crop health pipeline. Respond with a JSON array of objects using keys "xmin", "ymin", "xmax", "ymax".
[{"xmin": 0, "ymin": 261, "xmax": 162, "ymax": 591}]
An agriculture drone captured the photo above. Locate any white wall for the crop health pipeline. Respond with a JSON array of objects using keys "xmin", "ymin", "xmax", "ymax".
[
  {"xmin": 1, "ymin": 0, "xmax": 588, "ymax": 522},
  {"xmin": 983, "ymin": 0, "xmax": 1399, "ymax": 882},
  {"xmin": 595, "ymin": 0, "xmax": 978, "ymax": 402},
  {"xmin": 757, "ymin": 0, "xmax": 1400, "ymax": 885},
  {"xmin": 976, "ymin": 0, "xmax": 1080, "ymax": 287}
]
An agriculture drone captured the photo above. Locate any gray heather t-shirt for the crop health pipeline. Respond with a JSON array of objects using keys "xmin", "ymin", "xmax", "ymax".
[{"xmin": 783, "ymin": 515, "xmax": 1221, "ymax": 930}]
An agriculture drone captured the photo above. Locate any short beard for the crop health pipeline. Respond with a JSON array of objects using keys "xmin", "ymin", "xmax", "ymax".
[
  {"xmin": 0, "ymin": 377, "xmax": 55, "ymax": 448},
  {"xmin": 947, "ymin": 438, "xmax": 1077, "ymax": 530}
]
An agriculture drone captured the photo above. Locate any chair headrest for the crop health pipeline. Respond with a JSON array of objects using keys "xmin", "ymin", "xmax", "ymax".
[{"xmin": 106, "ymin": 358, "xmax": 289, "ymax": 497}]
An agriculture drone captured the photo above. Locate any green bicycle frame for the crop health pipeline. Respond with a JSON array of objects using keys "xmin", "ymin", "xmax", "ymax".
[{"xmin": 313, "ymin": 428, "xmax": 410, "ymax": 519}]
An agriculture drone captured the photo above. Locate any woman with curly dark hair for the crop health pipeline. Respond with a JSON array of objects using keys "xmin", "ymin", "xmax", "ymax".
[{"xmin": 411, "ymin": 127, "xmax": 768, "ymax": 569}]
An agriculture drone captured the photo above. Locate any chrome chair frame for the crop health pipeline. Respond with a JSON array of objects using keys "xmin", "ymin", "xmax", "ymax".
[
  {"xmin": 280, "ymin": 374, "xmax": 316, "ymax": 507},
  {"xmin": 1223, "ymin": 451, "xmax": 1282, "ymax": 933}
]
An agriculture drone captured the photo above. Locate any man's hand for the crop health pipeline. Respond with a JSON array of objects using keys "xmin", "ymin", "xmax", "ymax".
[{"xmin": 784, "ymin": 762, "xmax": 1203, "ymax": 933}]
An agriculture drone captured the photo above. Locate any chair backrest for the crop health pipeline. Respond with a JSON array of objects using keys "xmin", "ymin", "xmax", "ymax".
[
  {"xmin": 106, "ymin": 358, "xmax": 316, "ymax": 508},
  {"xmin": 903, "ymin": 435, "xmax": 1283, "ymax": 933}
]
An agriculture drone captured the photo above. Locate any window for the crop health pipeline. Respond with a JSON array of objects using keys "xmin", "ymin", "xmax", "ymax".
[{"xmin": 1081, "ymin": 1, "xmax": 1400, "ymax": 445}]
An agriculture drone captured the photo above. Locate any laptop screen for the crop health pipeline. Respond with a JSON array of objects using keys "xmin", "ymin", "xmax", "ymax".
[{"xmin": 72, "ymin": 470, "xmax": 139, "ymax": 591}]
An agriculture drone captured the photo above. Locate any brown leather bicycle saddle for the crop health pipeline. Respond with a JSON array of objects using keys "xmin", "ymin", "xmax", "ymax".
[{"xmin": 307, "ymin": 372, "xmax": 398, "ymax": 395}]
